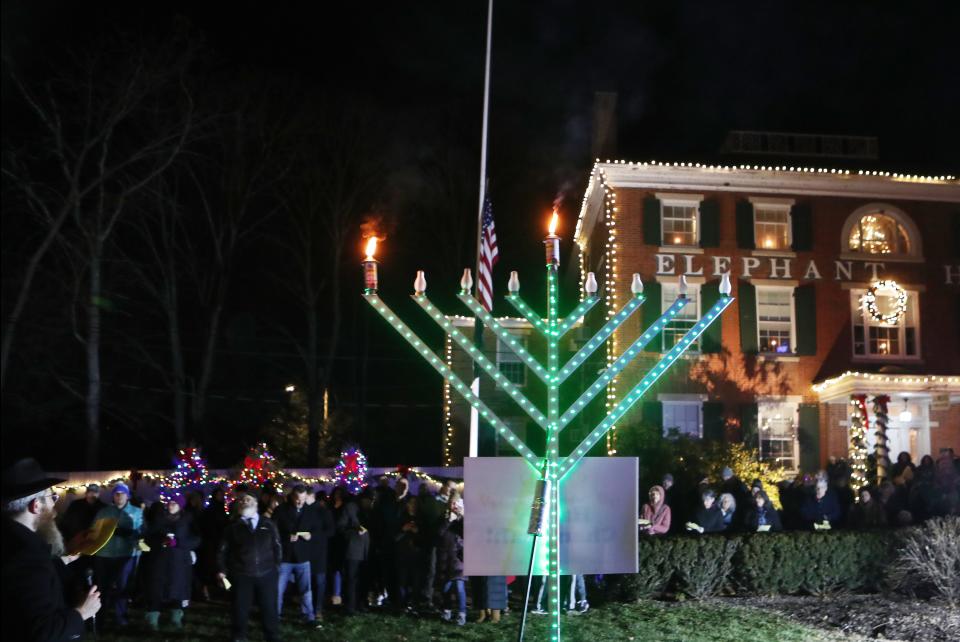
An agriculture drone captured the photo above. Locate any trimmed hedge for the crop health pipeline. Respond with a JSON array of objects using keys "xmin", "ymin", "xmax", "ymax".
[{"xmin": 610, "ymin": 530, "xmax": 897, "ymax": 601}]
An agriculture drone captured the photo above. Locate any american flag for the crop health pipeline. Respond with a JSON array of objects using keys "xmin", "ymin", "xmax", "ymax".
[{"xmin": 477, "ymin": 195, "xmax": 499, "ymax": 312}]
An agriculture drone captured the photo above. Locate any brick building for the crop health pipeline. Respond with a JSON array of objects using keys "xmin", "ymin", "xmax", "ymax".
[{"xmin": 442, "ymin": 161, "xmax": 960, "ymax": 473}]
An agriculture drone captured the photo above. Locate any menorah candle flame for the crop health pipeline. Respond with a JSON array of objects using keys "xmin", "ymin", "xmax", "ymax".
[
  {"xmin": 544, "ymin": 210, "xmax": 560, "ymax": 266},
  {"xmin": 363, "ymin": 236, "xmax": 379, "ymax": 291}
]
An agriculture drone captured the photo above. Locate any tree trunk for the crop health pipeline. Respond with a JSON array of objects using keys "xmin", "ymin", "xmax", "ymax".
[
  {"xmin": 85, "ymin": 248, "xmax": 103, "ymax": 469},
  {"xmin": 191, "ymin": 300, "xmax": 222, "ymax": 442},
  {"xmin": 167, "ymin": 270, "xmax": 187, "ymax": 446},
  {"xmin": 317, "ymin": 244, "xmax": 342, "ymax": 463},
  {"xmin": 306, "ymin": 276, "xmax": 321, "ymax": 466}
]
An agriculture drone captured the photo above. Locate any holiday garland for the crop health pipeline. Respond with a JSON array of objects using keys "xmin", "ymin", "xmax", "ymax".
[
  {"xmin": 849, "ymin": 394, "xmax": 870, "ymax": 490},
  {"xmin": 333, "ymin": 445, "xmax": 368, "ymax": 495},
  {"xmin": 862, "ymin": 280, "xmax": 907, "ymax": 325},
  {"xmin": 872, "ymin": 395, "xmax": 890, "ymax": 483}
]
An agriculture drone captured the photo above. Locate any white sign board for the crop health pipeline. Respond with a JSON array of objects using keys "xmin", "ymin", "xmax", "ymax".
[{"xmin": 464, "ymin": 457, "xmax": 638, "ymax": 576}]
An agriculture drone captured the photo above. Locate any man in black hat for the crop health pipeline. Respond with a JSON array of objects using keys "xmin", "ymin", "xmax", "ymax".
[{"xmin": 2, "ymin": 458, "xmax": 101, "ymax": 640}]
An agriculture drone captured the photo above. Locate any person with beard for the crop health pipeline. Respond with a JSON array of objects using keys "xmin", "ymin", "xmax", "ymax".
[
  {"xmin": 142, "ymin": 496, "xmax": 200, "ymax": 631},
  {"xmin": 2, "ymin": 458, "xmax": 101, "ymax": 640},
  {"xmin": 218, "ymin": 492, "xmax": 282, "ymax": 642},
  {"xmin": 92, "ymin": 483, "xmax": 143, "ymax": 627}
]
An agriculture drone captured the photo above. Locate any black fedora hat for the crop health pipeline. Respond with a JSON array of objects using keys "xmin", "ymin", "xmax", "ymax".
[{"xmin": 2, "ymin": 458, "xmax": 66, "ymax": 502}]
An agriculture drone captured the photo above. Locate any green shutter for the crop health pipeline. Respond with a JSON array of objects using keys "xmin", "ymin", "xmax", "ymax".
[
  {"xmin": 740, "ymin": 403, "xmax": 759, "ymax": 449},
  {"xmin": 642, "ymin": 401, "xmax": 663, "ymax": 431},
  {"xmin": 736, "ymin": 200, "xmax": 755, "ymax": 249},
  {"xmin": 794, "ymin": 283, "xmax": 817, "ymax": 356},
  {"xmin": 791, "ymin": 203, "xmax": 813, "ymax": 251},
  {"xmin": 798, "ymin": 403, "xmax": 820, "ymax": 472},
  {"xmin": 702, "ymin": 401, "xmax": 724, "ymax": 441},
  {"xmin": 643, "ymin": 196, "xmax": 661, "ymax": 245},
  {"xmin": 699, "ymin": 199, "xmax": 720, "ymax": 248},
  {"xmin": 642, "ymin": 281, "xmax": 663, "ymax": 349},
  {"xmin": 738, "ymin": 279, "xmax": 758, "ymax": 354},
  {"xmin": 700, "ymin": 280, "xmax": 722, "ymax": 353}
]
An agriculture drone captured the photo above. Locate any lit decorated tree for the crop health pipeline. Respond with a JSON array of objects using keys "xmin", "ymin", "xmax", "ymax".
[
  {"xmin": 238, "ymin": 442, "xmax": 282, "ymax": 489},
  {"xmin": 872, "ymin": 395, "xmax": 891, "ymax": 483},
  {"xmin": 159, "ymin": 447, "xmax": 211, "ymax": 503},
  {"xmin": 333, "ymin": 445, "xmax": 368, "ymax": 495},
  {"xmin": 849, "ymin": 395, "xmax": 870, "ymax": 490}
]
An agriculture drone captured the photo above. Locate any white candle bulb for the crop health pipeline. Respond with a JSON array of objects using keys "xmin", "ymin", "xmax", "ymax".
[
  {"xmin": 414, "ymin": 270, "xmax": 426, "ymax": 294},
  {"xmin": 460, "ymin": 268, "xmax": 473, "ymax": 292},
  {"xmin": 508, "ymin": 271, "xmax": 520, "ymax": 293},
  {"xmin": 679, "ymin": 275, "xmax": 689, "ymax": 296},
  {"xmin": 585, "ymin": 272, "xmax": 598, "ymax": 295},
  {"xmin": 630, "ymin": 273, "xmax": 643, "ymax": 295},
  {"xmin": 719, "ymin": 272, "xmax": 732, "ymax": 295}
]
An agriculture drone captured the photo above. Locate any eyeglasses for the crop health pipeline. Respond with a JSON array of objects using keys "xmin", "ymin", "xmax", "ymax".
[{"xmin": 38, "ymin": 492, "xmax": 59, "ymax": 503}]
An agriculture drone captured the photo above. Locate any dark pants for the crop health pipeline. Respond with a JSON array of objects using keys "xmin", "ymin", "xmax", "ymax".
[
  {"xmin": 422, "ymin": 545, "xmax": 437, "ymax": 604},
  {"xmin": 343, "ymin": 559, "xmax": 362, "ymax": 613},
  {"xmin": 396, "ymin": 551, "xmax": 422, "ymax": 607},
  {"xmin": 311, "ymin": 569, "xmax": 327, "ymax": 616},
  {"xmin": 230, "ymin": 571, "xmax": 280, "ymax": 642},
  {"xmin": 94, "ymin": 556, "xmax": 136, "ymax": 624}
]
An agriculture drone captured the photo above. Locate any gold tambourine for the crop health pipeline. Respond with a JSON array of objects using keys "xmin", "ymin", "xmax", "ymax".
[{"xmin": 66, "ymin": 517, "xmax": 118, "ymax": 556}]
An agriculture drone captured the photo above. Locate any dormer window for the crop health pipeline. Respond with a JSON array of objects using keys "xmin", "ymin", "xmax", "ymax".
[{"xmin": 841, "ymin": 204, "xmax": 921, "ymax": 260}]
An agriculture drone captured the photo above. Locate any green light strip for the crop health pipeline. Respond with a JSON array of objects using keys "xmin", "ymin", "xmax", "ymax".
[
  {"xmin": 412, "ymin": 294, "xmax": 549, "ymax": 429},
  {"xmin": 554, "ymin": 296, "xmax": 599, "ymax": 338},
  {"xmin": 556, "ymin": 296, "xmax": 689, "ymax": 430},
  {"xmin": 365, "ymin": 294, "xmax": 539, "ymax": 469},
  {"xmin": 555, "ymin": 294, "xmax": 644, "ymax": 384},
  {"xmin": 505, "ymin": 294, "xmax": 547, "ymax": 332},
  {"xmin": 557, "ymin": 295, "xmax": 734, "ymax": 479},
  {"xmin": 545, "ymin": 266, "xmax": 561, "ymax": 641},
  {"xmin": 458, "ymin": 292, "xmax": 550, "ymax": 383}
]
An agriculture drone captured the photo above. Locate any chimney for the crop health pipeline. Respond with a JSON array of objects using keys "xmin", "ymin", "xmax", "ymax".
[{"xmin": 591, "ymin": 91, "xmax": 618, "ymax": 161}]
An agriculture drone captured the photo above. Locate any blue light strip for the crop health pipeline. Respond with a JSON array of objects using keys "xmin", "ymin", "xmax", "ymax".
[
  {"xmin": 412, "ymin": 294, "xmax": 549, "ymax": 429},
  {"xmin": 554, "ymin": 296, "xmax": 599, "ymax": 338},
  {"xmin": 555, "ymin": 294, "xmax": 644, "ymax": 384},
  {"xmin": 558, "ymin": 295, "xmax": 734, "ymax": 478},
  {"xmin": 556, "ymin": 296, "xmax": 689, "ymax": 430},
  {"xmin": 458, "ymin": 292, "xmax": 550, "ymax": 383},
  {"xmin": 365, "ymin": 293, "xmax": 539, "ymax": 469}
]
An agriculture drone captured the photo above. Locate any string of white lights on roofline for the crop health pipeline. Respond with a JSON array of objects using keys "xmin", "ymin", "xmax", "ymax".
[
  {"xmin": 811, "ymin": 371, "xmax": 960, "ymax": 394},
  {"xmin": 589, "ymin": 159, "xmax": 956, "ymax": 181}
]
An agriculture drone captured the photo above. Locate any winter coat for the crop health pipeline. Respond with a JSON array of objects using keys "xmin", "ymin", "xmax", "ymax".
[
  {"xmin": 59, "ymin": 497, "xmax": 106, "ymax": 542},
  {"xmin": 641, "ymin": 486, "xmax": 672, "ymax": 535},
  {"xmin": 800, "ymin": 489, "xmax": 841, "ymax": 527},
  {"xmin": 744, "ymin": 504, "xmax": 783, "ymax": 532},
  {"xmin": 848, "ymin": 500, "xmax": 888, "ymax": 529},
  {"xmin": 306, "ymin": 503, "xmax": 335, "ymax": 573},
  {"xmin": 218, "ymin": 515, "xmax": 282, "ymax": 578},
  {"xmin": 337, "ymin": 502, "xmax": 370, "ymax": 562},
  {"xmin": 436, "ymin": 519, "xmax": 464, "ymax": 583},
  {"xmin": 273, "ymin": 502, "xmax": 323, "ymax": 564},
  {"xmin": 94, "ymin": 502, "xmax": 144, "ymax": 558},
  {"xmin": 143, "ymin": 511, "xmax": 201, "ymax": 604},
  {"xmin": 2, "ymin": 518, "xmax": 85, "ymax": 642},
  {"xmin": 693, "ymin": 505, "xmax": 725, "ymax": 533}
]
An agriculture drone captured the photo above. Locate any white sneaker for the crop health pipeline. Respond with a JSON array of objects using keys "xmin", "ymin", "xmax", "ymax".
[
  {"xmin": 531, "ymin": 607, "xmax": 547, "ymax": 615},
  {"xmin": 441, "ymin": 609, "xmax": 452, "ymax": 621},
  {"xmin": 456, "ymin": 612, "xmax": 467, "ymax": 626},
  {"xmin": 577, "ymin": 600, "xmax": 590, "ymax": 614}
]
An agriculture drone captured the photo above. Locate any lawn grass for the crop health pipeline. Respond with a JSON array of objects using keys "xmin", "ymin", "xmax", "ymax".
[{"xmin": 96, "ymin": 599, "xmax": 862, "ymax": 642}]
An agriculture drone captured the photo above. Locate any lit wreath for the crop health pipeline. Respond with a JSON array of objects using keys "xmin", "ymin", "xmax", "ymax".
[{"xmin": 862, "ymin": 280, "xmax": 907, "ymax": 325}]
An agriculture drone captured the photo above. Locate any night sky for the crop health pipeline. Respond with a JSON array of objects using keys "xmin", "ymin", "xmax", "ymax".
[{"xmin": 2, "ymin": 1, "xmax": 958, "ymax": 469}]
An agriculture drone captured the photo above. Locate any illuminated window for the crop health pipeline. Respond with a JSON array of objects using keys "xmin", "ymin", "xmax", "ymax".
[
  {"xmin": 756, "ymin": 287, "xmax": 794, "ymax": 354},
  {"xmin": 661, "ymin": 204, "xmax": 699, "ymax": 246},
  {"xmin": 662, "ymin": 401, "xmax": 702, "ymax": 438},
  {"xmin": 754, "ymin": 207, "xmax": 791, "ymax": 250},
  {"xmin": 758, "ymin": 399, "xmax": 798, "ymax": 471},
  {"xmin": 496, "ymin": 336, "xmax": 527, "ymax": 385},
  {"xmin": 850, "ymin": 288, "xmax": 919, "ymax": 359},
  {"xmin": 661, "ymin": 282, "xmax": 700, "ymax": 352},
  {"xmin": 848, "ymin": 213, "xmax": 912, "ymax": 255}
]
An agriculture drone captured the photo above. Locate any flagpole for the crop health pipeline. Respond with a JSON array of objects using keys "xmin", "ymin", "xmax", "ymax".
[{"xmin": 470, "ymin": 0, "xmax": 494, "ymax": 459}]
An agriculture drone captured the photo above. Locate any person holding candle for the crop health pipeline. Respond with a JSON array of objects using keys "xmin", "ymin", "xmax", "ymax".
[{"xmin": 142, "ymin": 495, "xmax": 200, "ymax": 631}]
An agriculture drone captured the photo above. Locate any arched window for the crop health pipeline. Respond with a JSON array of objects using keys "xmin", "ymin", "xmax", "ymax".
[{"xmin": 842, "ymin": 205, "xmax": 921, "ymax": 259}]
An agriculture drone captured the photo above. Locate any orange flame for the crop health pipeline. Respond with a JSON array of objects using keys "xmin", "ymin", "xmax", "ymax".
[
  {"xmin": 364, "ymin": 236, "xmax": 379, "ymax": 260},
  {"xmin": 548, "ymin": 210, "xmax": 559, "ymax": 236}
]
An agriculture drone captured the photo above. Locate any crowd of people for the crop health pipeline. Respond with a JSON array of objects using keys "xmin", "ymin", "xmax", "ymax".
[
  {"xmin": 2, "ymin": 449, "xmax": 958, "ymax": 641},
  {"xmin": 640, "ymin": 450, "xmax": 959, "ymax": 536}
]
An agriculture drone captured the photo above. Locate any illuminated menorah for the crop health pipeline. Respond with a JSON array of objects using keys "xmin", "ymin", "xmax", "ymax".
[{"xmin": 361, "ymin": 218, "xmax": 733, "ymax": 642}]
